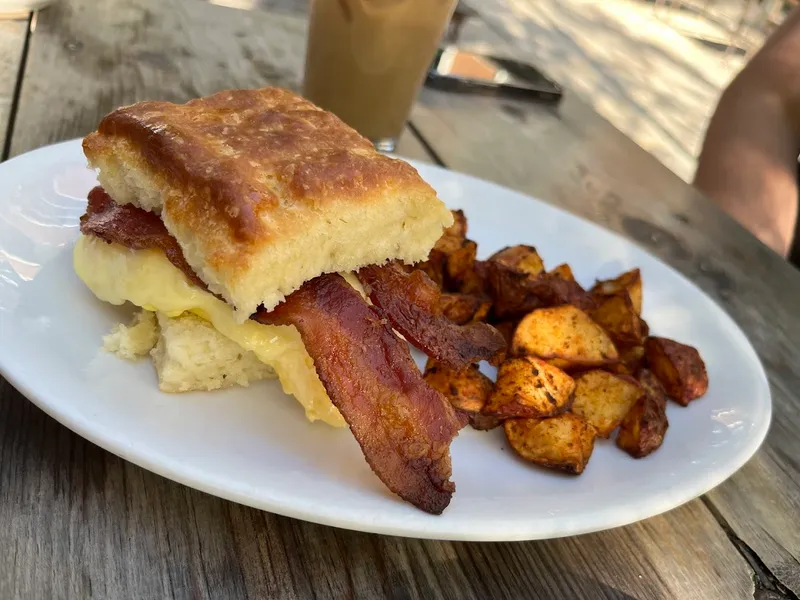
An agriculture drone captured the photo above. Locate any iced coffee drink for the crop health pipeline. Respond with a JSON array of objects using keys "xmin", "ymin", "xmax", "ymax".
[{"xmin": 303, "ymin": 0, "xmax": 457, "ymax": 151}]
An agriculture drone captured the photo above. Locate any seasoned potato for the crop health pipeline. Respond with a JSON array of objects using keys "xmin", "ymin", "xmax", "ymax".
[
  {"xmin": 511, "ymin": 305, "xmax": 619, "ymax": 370},
  {"xmin": 644, "ymin": 337, "xmax": 708, "ymax": 405},
  {"xmin": 424, "ymin": 359, "xmax": 493, "ymax": 413},
  {"xmin": 638, "ymin": 365, "xmax": 668, "ymax": 401},
  {"xmin": 590, "ymin": 292, "xmax": 644, "ymax": 346},
  {"xmin": 591, "ymin": 269, "xmax": 643, "ymax": 315},
  {"xmin": 609, "ymin": 344, "xmax": 646, "ymax": 376},
  {"xmin": 640, "ymin": 318, "xmax": 650, "ymax": 339},
  {"xmin": 433, "ymin": 209, "xmax": 467, "ymax": 252},
  {"xmin": 485, "ymin": 261, "xmax": 541, "ymax": 319},
  {"xmin": 423, "ymin": 359, "xmax": 499, "ymax": 430},
  {"xmin": 484, "ymin": 356, "xmax": 575, "ymax": 418},
  {"xmin": 424, "ymin": 360, "xmax": 494, "ymax": 430},
  {"xmin": 504, "ymin": 413, "xmax": 596, "ymax": 474},
  {"xmin": 485, "ymin": 263, "xmax": 594, "ymax": 319},
  {"xmin": 571, "ymin": 370, "xmax": 643, "ymax": 438},
  {"xmin": 489, "ymin": 245, "xmax": 545, "ymax": 276},
  {"xmin": 617, "ymin": 369, "xmax": 669, "ymax": 458},
  {"xmin": 488, "ymin": 320, "xmax": 518, "ymax": 366},
  {"xmin": 533, "ymin": 273, "xmax": 596, "ymax": 311},
  {"xmin": 445, "ymin": 239, "xmax": 478, "ymax": 291},
  {"xmin": 486, "ymin": 246, "xmax": 594, "ymax": 317},
  {"xmin": 471, "ymin": 299, "xmax": 492, "ymax": 323},
  {"xmin": 416, "ymin": 253, "xmax": 447, "ymax": 288},
  {"xmin": 448, "ymin": 209, "xmax": 468, "ymax": 240},
  {"xmin": 494, "ymin": 320, "xmax": 519, "ymax": 348},
  {"xmin": 469, "ymin": 413, "xmax": 503, "ymax": 431},
  {"xmin": 548, "ymin": 263, "xmax": 575, "ymax": 281},
  {"xmin": 458, "ymin": 259, "xmax": 489, "ymax": 296},
  {"xmin": 417, "ymin": 210, "xmax": 469, "ymax": 287},
  {"xmin": 439, "ymin": 293, "xmax": 485, "ymax": 325}
]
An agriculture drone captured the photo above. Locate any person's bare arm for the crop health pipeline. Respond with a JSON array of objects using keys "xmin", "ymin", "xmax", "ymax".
[{"xmin": 694, "ymin": 7, "xmax": 800, "ymax": 256}]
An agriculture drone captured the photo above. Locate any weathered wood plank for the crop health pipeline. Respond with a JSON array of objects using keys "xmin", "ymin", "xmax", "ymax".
[
  {"xmin": 0, "ymin": 0, "xmax": 760, "ymax": 598},
  {"xmin": 7, "ymin": 0, "xmax": 307, "ymax": 157},
  {"xmin": 410, "ymin": 86, "xmax": 800, "ymax": 596},
  {"xmin": 0, "ymin": 17, "xmax": 28, "ymax": 155}
]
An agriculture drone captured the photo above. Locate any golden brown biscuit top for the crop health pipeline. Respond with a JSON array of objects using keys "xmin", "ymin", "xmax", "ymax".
[{"xmin": 84, "ymin": 87, "xmax": 433, "ymax": 241}]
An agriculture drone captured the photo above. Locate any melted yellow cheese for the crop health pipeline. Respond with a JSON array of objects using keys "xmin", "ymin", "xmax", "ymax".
[{"xmin": 73, "ymin": 234, "xmax": 347, "ymax": 427}]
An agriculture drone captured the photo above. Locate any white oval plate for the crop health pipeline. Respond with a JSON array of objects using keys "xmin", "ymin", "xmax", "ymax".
[{"xmin": 0, "ymin": 139, "xmax": 770, "ymax": 541}]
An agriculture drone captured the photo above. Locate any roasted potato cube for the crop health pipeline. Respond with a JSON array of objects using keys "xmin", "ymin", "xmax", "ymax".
[
  {"xmin": 644, "ymin": 337, "xmax": 708, "ymax": 405},
  {"xmin": 471, "ymin": 299, "xmax": 492, "ymax": 323},
  {"xmin": 637, "ymin": 366, "xmax": 667, "ymax": 402},
  {"xmin": 445, "ymin": 239, "xmax": 478, "ymax": 291},
  {"xmin": 424, "ymin": 359, "xmax": 493, "ymax": 414},
  {"xmin": 439, "ymin": 293, "xmax": 484, "ymax": 325},
  {"xmin": 591, "ymin": 268, "xmax": 643, "ymax": 315},
  {"xmin": 419, "ymin": 210, "xmax": 469, "ymax": 287},
  {"xmin": 484, "ymin": 356, "xmax": 575, "ymax": 418},
  {"xmin": 469, "ymin": 413, "xmax": 503, "ymax": 431},
  {"xmin": 424, "ymin": 360, "xmax": 494, "ymax": 431},
  {"xmin": 609, "ymin": 344, "xmax": 646, "ymax": 376},
  {"xmin": 451, "ymin": 410, "xmax": 471, "ymax": 429},
  {"xmin": 590, "ymin": 292, "xmax": 644, "ymax": 346},
  {"xmin": 433, "ymin": 209, "xmax": 467, "ymax": 253},
  {"xmin": 487, "ymin": 320, "xmax": 518, "ymax": 366},
  {"xmin": 571, "ymin": 370, "xmax": 643, "ymax": 438},
  {"xmin": 617, "ymin": 369, "xmax": 669, "ymax": 458},
  {"xmin": 432, "ymin": 238, "xmax": 460, "ymax": 256},
  {"xmin": 415, "ymin": 253, "xmax": 446, "ymax": 288},
  {"xmin": 494, "ymin": 320, "xmax": 519, "ymax": 348},
  {"xmin": 485, "ymin": 261, "xmax": 541, "ymax": 319},
  {"xmin": 534, "ymin": 273, "xmax": 596, "ymax": 311},
  {"xmin": 485, "ymin": 263, "xmax": 594, "ymax": 320},
  {"xmin": 448, "ymin": 209, "xmax": 468, "ymax": 240},
  {"xmin": 548, "ymin": 263, "xmax": 575, "ymax": 281},
  {"xmin": 511, "ymin": 305, "xmax": 619, "ymax": 370},
  {"xmin": 504, "ymin": 413, "xmax": 596, "ymax": 474},
  {"xmin": 640, "ymin": 318, "xmax": 650, "ymax": 339},
  {"xmin": 458, "ymin": 259, "xmax": 489, "ymax": 296},
  {"xmin": 489, "ymin": 245, "xmax": 545, "ymax": 276}
]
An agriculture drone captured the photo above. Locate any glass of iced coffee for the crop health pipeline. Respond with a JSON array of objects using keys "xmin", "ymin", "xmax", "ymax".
[{"xmin": 303, "ymin": 0, "xmax": 458, "ymax": 152}]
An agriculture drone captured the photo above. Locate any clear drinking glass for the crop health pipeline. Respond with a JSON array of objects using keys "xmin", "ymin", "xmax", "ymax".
[{"xmin": 303, "ymin": 0, "xmax": 458, "ymax": 152}]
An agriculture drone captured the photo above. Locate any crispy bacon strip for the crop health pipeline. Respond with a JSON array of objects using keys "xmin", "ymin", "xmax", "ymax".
[
  {"xmin": 254, "ymin": 274, "xmax": 460, "ymax": 514},
  {"xmin": 358, "ymin": 263, "xmax": 506, "ymax": 370},
  {"xmin": 80, "ymin": 186, "xmax": 207, "ymax": 290}
]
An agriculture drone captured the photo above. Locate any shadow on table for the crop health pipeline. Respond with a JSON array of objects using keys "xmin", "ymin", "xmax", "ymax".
[{"xmin": 467, "ymin": 0, "xmax": 744, "ymax": 181}]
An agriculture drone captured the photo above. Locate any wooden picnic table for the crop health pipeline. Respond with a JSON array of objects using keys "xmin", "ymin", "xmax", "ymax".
[{"xmin": 0, "ymin": 1, "xmax": 798, "ymax": 598}]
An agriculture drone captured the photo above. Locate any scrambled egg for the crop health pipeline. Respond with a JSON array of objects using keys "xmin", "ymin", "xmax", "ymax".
[{"xmin": 73, "ymin": 234, "xmax": 346, "ymax": 427}]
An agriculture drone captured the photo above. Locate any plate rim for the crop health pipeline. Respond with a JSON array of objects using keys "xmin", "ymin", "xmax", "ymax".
[{"xmin": 0, "ymin": 138, "xmax": 772, "ymax": 541}]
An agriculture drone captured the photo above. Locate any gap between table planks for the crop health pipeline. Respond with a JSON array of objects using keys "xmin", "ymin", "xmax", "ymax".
[
  {"xmin": 0, "ymin": 0, "xmax": 776, "ymax": 598},
  {"xmin": 0, "ymin": 16, "xmax": 29, "ymax": 159}
]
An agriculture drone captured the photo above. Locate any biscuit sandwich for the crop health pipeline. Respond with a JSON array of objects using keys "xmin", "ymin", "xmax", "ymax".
[{"xmin": 74, "ymin": 87, "xmax": 504, "ymax": 513}]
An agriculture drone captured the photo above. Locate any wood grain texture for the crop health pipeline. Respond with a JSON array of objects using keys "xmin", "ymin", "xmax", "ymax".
[
  {"xmin": 0, "ymin": 0, "xmax": 773, "ymax": 598},
  {"xmin": 7, "ymin": 0, "xmax": 307, "ymax": 157},
  {"xmin": 0, "ymin": 17, "xmax": 28, "ymax": 154},
  {"xmin": 410, "ymin": 87, "xmax": 800, "ymax": 597}
]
